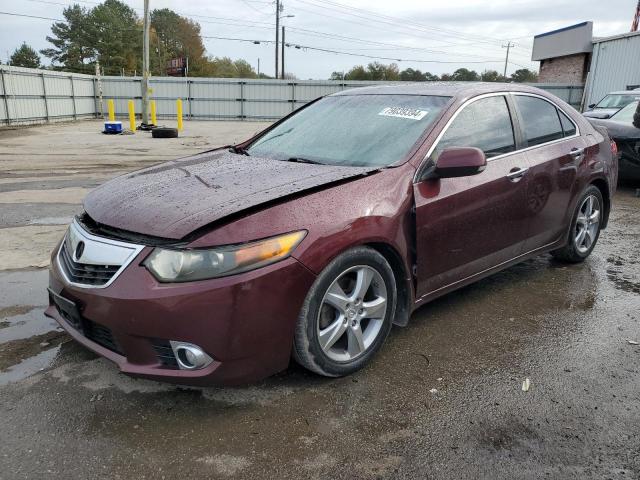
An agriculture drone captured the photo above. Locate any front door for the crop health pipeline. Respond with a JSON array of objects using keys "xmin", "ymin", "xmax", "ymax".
[{"xmin": 413, "ymin": 94, "xmax": 531, "ymax": 298}]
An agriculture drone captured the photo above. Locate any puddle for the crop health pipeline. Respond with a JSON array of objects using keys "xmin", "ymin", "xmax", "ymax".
[
  {"xmin": 0, "ymin": 345, "xmax": 61, "ymax": 386},
  {"xmin": 0, "ymin": 307, "xmax": 58, "ymax": 342},
  {"xmin": 0, "ymin": 329, "xmax": 67, "ymax": 371}
]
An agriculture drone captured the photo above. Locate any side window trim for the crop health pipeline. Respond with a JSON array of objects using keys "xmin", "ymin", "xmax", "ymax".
[
  {"xmin": 504, "ymin": 93, "xmax": 527, "ymax": 150},
  {"xmin": 415, "ymin": 91, "xmax": 581, "ymax": 183}
]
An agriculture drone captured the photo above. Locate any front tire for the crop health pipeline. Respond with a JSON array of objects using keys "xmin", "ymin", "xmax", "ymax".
[
  {"xmin": 293, "ymin": 247, "xmax": 397, "ymax": 377},
  {"xmin": 551, "ymin": 185, "xmax": 603, "ymax": 263}
]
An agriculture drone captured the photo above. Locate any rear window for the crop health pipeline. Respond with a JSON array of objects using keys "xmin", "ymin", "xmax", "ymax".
[{"xmin": 515, "ymin": 96, "xmax": 564, "ymax": 147}]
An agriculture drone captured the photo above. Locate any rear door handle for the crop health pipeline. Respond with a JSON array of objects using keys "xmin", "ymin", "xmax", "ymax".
[
  {"xmin": 569, "ymin": 148, "xmax": 585, "ymax": 158},
  {"xmin": 506, "ymin": 167, "xmax": 529, "ymax": 181}
]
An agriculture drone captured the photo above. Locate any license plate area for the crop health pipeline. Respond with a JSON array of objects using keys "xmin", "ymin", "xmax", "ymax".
[{"xmin": 48, "ymin": 288, "xmax": 83, "ymax": 330}]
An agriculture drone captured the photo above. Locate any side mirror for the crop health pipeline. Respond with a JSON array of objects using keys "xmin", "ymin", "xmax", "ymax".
[
  {"xmin": 588, "ymin": 103, "xmax": 596, "ymax": 109},
  {"xmin": 435, "ymin": 147, "xmax": 487, "ymax": 178}
]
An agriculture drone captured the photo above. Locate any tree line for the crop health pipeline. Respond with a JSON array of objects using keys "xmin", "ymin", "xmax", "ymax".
[
  {"xmin": 4, "ymin": 0, "xmax": 538, "ymax": 83},
  {"xmin": 331, "ymin": 63, "xmax": 538, "ymax": 83},
  {"xmin": 5, "ymin": 0, "xmax": 266, "ymax": 78}
]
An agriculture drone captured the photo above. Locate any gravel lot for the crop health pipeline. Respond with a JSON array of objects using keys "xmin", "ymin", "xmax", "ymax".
[{"xmin": 0, "ymin": 120, "xmax": 639, "ymax": 479}]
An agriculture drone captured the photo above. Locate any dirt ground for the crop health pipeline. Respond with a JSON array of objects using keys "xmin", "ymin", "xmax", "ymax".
[{"xmin": 0, "ymin": 120, "xmax": 639, "ymax": 479}]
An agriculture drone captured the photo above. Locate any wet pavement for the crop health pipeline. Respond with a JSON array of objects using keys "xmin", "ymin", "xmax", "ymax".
[{"xmin": 1, "ymin": 122, "xmax": 639, "ymax": 479}]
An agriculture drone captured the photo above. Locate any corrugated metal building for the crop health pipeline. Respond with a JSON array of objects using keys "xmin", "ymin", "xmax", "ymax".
[
  {"xmin": 585, "ymin": 31, "xmax": 640, "ymax": 107},
  {"xmin": 532, "ymin": 25, "xmax": 640, "ymax": 108}
]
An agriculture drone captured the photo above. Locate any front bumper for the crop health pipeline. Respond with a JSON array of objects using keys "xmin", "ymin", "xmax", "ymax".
[{"xmin": 46, "ymin": 240, "xmax": 316, "ymax": 386}]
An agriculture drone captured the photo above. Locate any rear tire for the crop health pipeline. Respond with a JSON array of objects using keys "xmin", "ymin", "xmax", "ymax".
[
  {"xmin": 551, "ymin": 185, "xmax": 603, "ymax": 263},
  {"xmin": 293, "ymin": 247, "xmax": 396, "ymax": 377},
  {"xmin": 152, "ymin": 127, "xmax": 178, "ymax": 139}
]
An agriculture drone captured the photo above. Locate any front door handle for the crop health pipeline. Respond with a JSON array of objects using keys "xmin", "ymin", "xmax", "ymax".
[
  {"xmin": 506, "ymin": 167, "xmax": 529, "ymax": 181},
  {"xmin": 569, "ymin": 147, "xmax": 585, "ymax": 158}
]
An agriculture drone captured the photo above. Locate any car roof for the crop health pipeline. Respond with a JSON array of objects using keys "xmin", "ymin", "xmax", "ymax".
[{"xmin": 331, "ymin": 82, "xmax": 548, "ymax": 98}]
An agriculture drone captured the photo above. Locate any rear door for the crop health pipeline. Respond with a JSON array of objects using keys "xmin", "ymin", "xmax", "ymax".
[
  {"xmin": 413, "ymin": 94, "xmax": 532, "ymax": 298},
  {"xmin": 510, "ymin": 94, "xmax": 585, "ymax": 251}
]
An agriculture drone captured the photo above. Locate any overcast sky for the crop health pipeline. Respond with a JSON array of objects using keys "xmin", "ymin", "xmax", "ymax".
[{"xmin": 0, "ymin": 0, "xmax": 636, "ymax": 79}]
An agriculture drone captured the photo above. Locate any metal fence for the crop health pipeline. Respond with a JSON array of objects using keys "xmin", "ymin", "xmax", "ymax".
[
  {"xmin": 0, "ymin": 65, "xmax": 96, "ymax": 126},
  {"xmin": 0, "ymin": 65, "xmax": 585, "ymax": 126}
]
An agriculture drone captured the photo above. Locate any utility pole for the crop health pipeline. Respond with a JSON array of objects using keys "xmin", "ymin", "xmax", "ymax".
[
  {"xmin": 502, "ymin": 41, "xmax": 514, "ymax": 80},
  {"xmin": 141, "ymin": 0, "xmax": 151, "ymax": 126},
  {"xmin": 95, "ymin": 60, "xmax": 103, "ymax": 119},
  {"xmin": 281, "ymin": 26, "xmax": 286, "ymax": 79},
  {"xmin": 275, "ymin": 0, "xmax": 280, "ymax": 79},
  {"xmin": 257, "ymin": 58, "xmax": 260, "ymax": 77}
]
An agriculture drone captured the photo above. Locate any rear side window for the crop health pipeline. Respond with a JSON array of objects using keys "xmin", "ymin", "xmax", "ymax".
[
  {"xmin": 558, "ymin": 110, "xmax": 577, "ymax": 136},
  {"xmin": 432, "ymin": 95, "xmax": 515, "ymax": 159},
  {"xmin": 515, "ymin": 96, "xmax": 564, "ymax": 146}
]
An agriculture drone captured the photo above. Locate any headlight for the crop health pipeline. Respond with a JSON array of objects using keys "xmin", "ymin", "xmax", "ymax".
[{"xmin": 144, "ymin": 230, "xmax": 307, "ymax": 282}]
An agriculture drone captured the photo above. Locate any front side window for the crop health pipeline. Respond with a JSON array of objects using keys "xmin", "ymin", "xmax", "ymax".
[
  {"xmin": 247, "ymin": 94, "xmax": 451, "ymax": 167},
  {"xmin": 515, "ymin": 96, "xmax": 564, "ymax": 147},
  {"xmin": 431, "ymin": 95, "xmax": 516, "ymax": 160}
]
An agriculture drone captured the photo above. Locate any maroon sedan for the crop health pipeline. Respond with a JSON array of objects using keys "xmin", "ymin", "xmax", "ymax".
[{"xmin": 46, "ymin": 83, "xmax": 618, "ymax": 385}]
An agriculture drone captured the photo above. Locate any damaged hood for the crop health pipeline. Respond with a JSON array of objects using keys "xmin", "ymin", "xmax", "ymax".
[{"xmin": 84, "ymin": 150, "xmax": 376, "ymax": 239}]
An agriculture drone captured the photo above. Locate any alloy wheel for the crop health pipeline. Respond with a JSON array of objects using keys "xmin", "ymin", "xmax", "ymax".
[
  {"xmin": 574, "ymin": 194, "xmax": 601, "ymax": 254},
  {"xmin": 317, "ymin": 265, "xmax": 387, "ymax": 362}
]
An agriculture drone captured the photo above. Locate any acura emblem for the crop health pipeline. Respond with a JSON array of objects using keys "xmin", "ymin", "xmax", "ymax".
[{"xmin": 75, "ymin": 241, "xmax": 85, "ymax": 260}]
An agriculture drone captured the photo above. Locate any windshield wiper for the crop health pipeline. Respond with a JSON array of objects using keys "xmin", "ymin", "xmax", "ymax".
[
  {"xmin": 285, "ymin": 157, "xmax": 324, "ymax": 165},
  {"xmin": 229, "ymin": 145, "xmax": 250, "ymax": 156}
]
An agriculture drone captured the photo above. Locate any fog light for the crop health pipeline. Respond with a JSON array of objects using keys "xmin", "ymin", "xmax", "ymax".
[{"xmin": 169, "ymin": 341, "xmax": 213, "ymax": 370}]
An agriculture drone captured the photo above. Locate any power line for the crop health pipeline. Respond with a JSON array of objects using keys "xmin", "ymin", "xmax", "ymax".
[
  {"xmin": 285, "ymin": 0, "xmax": 535, "ymax": 63},
  {"xmin": 17, "ymin": 0, "xmax": 536, "ymax": 65},
  {"xmin": 285, "ymin": 26, "xmax": 509, "ymax": 60},
  {"xmin": 298, "ymin": 0, "xmax": 537, "ymax": 48},
  {"xmin": 291, "ymin": 0, "xmax": 509, "ymax": 47},
  {"xmin": 2, "ymin": 5, "xmax": 536, "ymax": 73},
  {"xmin": 237, "ymin": 0, "xmax": 273, "ymax": 16},
  {"xmin": 0, "ymin": 10, "xmax": 61, "ymax": 21},
  {"xmin": 202, "ymin": 34, "xmax": 522, "ymax": 66}
]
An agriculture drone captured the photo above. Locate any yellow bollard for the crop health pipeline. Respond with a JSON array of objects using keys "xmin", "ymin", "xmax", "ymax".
[
  {"xmin": 150, "ymin": 100, "xmax": 157, "ymax": 126},
  {"xmin": 128, "ymin": 100, "xmax": 136, "ymax": 133},
  {"xmin": 107, "ymin": 99, "xmax": 115, "ymax": 122},
  {"xmin": 176, "ymin": 98, "xmax": 183, "ymax": 131}
]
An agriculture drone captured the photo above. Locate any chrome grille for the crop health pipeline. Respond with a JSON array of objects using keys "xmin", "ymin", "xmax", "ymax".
[
  {"xmin": 59, "ymin": 241, "xmax": 120, "ymax": 286},
  {"xmin": 56, "ymin": 220, "xmax": 144, "ymax": 289}
]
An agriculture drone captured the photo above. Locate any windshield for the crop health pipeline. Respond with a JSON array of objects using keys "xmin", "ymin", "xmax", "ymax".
[
  {"xmin": 611, "ymin": 100, "xmax": 639, "ymax": 124},
  {"xmin": 595, "ymin": 93, "xmax": 640, "ymax": 109},
  {"xmin": 247, "ymin": 94, "xmax": 450, "ymax": 167}
]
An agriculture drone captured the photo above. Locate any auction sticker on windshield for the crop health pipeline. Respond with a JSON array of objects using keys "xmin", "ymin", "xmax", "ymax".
[{"xmin": 378, "ymin": 106, "xmax": 429, "ymax": 120}]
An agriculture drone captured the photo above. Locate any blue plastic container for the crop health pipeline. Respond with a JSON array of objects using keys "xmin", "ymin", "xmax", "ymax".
[{"xmin": 104, "ymin": 121, "xmax": 123, "ymax": 134}]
